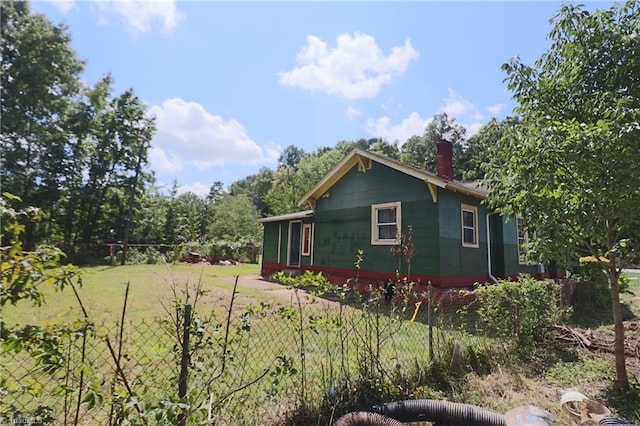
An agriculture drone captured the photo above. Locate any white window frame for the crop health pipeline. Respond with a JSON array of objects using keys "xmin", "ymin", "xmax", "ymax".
[
  {"xmin": 301, "ymin": 223, "xmax": 312, "ymax": 256},
  {"xmin": 287, "ymin": 220, "xmax": 302, "ymax": 267},
  {"xmin": 516, "ymin": 217, "xmax": 535, "ymax": 264},
  {"xmin": 371, "ymin": 202, "xmax": 401, "ymax": 245},
  {"xmin": 461, "ymin": 204, "xmax": 479, "ymax": 248}
]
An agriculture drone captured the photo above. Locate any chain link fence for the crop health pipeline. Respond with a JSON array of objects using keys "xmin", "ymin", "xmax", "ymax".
[{"xmin": 1, "ymin": 277, "xmax": 575, "ymax": 425}]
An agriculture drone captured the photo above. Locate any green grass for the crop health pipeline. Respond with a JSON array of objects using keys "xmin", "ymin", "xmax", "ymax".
[
  {"xmin": 2, "ymin": 263, "xmax": 261, "ymax": 326},
  {"xmin": 622, "ymin": 269, "xmax": 640, "ymax": 317}
]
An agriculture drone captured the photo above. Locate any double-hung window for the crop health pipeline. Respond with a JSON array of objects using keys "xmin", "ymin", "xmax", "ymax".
[
  {"xmin": 371, "ymin": 202, "xmax": 401, "ymax": 245},
  {"xmin": 516, "ymin": 217, "xmax": 535, "ymax": 264},
  {"xmin": 461, "ymin": 204, "xmax": 479, "ymax": 248}
]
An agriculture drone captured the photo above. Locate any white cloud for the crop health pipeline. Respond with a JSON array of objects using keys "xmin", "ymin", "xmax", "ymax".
[
  {"xmin": 177, "ymin": 181, "xmax": 210, "ymax": 197},
  {"xmin": 279, "ymin": 32, "xmax": 418, "ymax": 99},
  {"xmin": 96, "ymin": 0, "xmax": 183, "ymax": 34},
  {"xmin": 365, "ymin": 90, "xmax": 503, "ymax": 145},
  {"xmin": 487, "ymin": 103, "xmax": 506, "ymax": 115},
  {"xmin": 346, "ymin": 106, "xmax": 362, "ymax": 121},
  {"xmin": 439, "ymin": 88, "xmax": 475, "ymax": 117},
  {"xmin": 365, "ymin": 112, "xmax": 429, "ymax": 145},
  {"xmin": 44, "ymin": 0, "xmax": 76, "ymax": 13},
  {"xmin": 465, "ymin": 122, "xmax": 483, "ymax": 137},
  {"xmin": 148, "ymin": 98, "xmax": 270, "ymax": 175},
  {"xmin": 436, "ymin": 90, "xmax": 486, "ymax": 137},
  {"xmin": 471, "ymin": 111, "xmax": 484, "ymax": 122}
]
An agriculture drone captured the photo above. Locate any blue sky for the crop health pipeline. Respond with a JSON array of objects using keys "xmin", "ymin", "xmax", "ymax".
[{"xmin": 35, "ymin": 0, "xmax": 613, "ymax": 196}]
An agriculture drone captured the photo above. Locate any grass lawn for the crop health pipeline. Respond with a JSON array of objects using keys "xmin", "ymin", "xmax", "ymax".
[
  {"xmin": 622, "ymin": 269, "xmax": 640, "ymax": 317},
  {"xmin": 3, "ymin": 263, "xmax": 262, "ymax": 327}
]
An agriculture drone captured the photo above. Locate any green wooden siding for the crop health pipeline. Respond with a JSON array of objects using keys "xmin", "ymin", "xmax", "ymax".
[
  {"xmin": 262, "ymin": 222, "xmax": 282, "ymax": 264},
  {"xmin": 489, "ymin": 214, "xmax": 505, "ymax": 276},
  {"xmin": 312, "ymin": 163, "xmax": 440, "ymax": 276},
  {"xmin": 498, "ymin": 216, "xmax": 539, "ymax": 277},
  {"xmin": 436, "ymin": 190, "xmax": 488, "ymax": 279}
]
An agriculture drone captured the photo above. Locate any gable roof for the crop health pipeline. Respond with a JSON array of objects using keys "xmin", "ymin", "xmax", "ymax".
[{"xmin": 298, "ymin": 148, "xmax": 488, "ymax": 209}]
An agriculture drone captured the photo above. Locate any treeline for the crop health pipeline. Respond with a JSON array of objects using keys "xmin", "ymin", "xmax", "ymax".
[
  {"xmin": 1, "ymin": 0, "xmax": 509, "ymax": 262},
  {"xmin": 1, "ymin": 1, "xmax": 155, "ymax": 258}
]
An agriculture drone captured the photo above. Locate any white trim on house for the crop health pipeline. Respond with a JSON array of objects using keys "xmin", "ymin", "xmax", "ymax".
[
  {"xmin": 277, "ymin": 224, "xmax": 282, "ymax": 264},
  {"xmin": 310, "ymin": 223, "xmax": 315, "ymax": 265},
  {"xmin": 461, "ymin": 204, "xmax": 479, "ymax": 248},
  {"xmin": 287, "ymin": 220, "xmax": 302, "ymax": 267},
  {"xmin": 516, "ymin": 216, "xmax": 536, "ymax": 264},
  {"xmin": 371, "ymin": 201, "xmax": 401, "ymax": 246},
  {"xmin": 297, "ymin": 149, "xmax": 488, "ymax": 210},
  {"xmin": 301, "ymin": 223, "xmax": 312, "ymax": 256}
]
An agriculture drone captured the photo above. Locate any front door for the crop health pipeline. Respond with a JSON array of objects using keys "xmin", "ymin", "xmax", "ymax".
[{"xmin": 288, "ymin": 221, "xmax": 302, "ymax": 267}]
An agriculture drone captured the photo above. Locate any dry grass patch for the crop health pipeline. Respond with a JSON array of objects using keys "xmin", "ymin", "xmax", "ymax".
[{"xmin": 455, "ymin": 369, "xmax": 574, "ymax": 424}]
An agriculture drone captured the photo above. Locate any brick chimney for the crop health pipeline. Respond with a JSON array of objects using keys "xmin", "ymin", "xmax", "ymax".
[{"xmin": 437, "ymin": 139, "xmax": 453, "ymax": 180}]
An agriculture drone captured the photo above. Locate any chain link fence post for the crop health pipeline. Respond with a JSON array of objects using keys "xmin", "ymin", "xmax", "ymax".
[
  {"xmin": 178, "ymin": 304, "xmax": 191, "ymax": 426},
  {"xmin": 428, "ymin": 281, "xmax": 433, "ymax": 360}
]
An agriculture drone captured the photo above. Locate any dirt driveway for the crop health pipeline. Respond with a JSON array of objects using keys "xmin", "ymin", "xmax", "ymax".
[{"xmin": 218, "ymin": 274, "xmax": 337, "ymax": 306}]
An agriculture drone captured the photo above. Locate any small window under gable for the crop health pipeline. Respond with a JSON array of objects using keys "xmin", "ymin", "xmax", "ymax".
[
  {"xmin": 371, "ymin": 202, "xmax": 401, "ymax": 245},
  {"xmin": 461, "ymin": 204, "xmax": 479, "ymax": 248}
]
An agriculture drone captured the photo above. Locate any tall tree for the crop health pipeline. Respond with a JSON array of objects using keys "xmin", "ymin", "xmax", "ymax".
[
  {"xmin": 208, "ymin": 193, "xmax": 262, "ymax": 243},
  {"xmin": 277, "ymin": 145, "xmax": 305, "ymax": 170},
  {"xmin": 369, "ymin": 138, "xmax": 401, "ymax": 159},
  {"xmin": 68, "ymin": 80, "xmax": 155, "ymax": 252},
  {"xmin": 133, "ymin": 185, "xmax": 168, "ymax": 244},
  {"xmin": 206, "ymin": 181, "xmax": 225, "ymax": 203},
  {"xmin": 488, "ymin": 1, "xmax": 640, "ymax": 390},
  {"xmin": 163, "ymin": 180, "xmax": 180, "ymax": 245},
  {"xmin": 266, "ymin": 147, "xmax": 345, "ymax": 215},
  {"xmin": 334, "ymin": 138, "xmax": 372, "ymax": 156},
  {"xmin": 199, "ymin": 180, "xmax": 225, "ymax": 240},
  {"xmin": 265, "ymin": 165, "xmax": 302, "ymax": 215},
  {"xmin": 400, "ymin": 113, "xmax": 467, "ymax": 179},
  {"xmin": 462, "ymin": 118, "xmax": 516, "ymax": 181},
  {"xmin": 1, "ymin": 0, "xmax": 84, "ymax": 248},
  {"xmin": 116, "ymin": 90, "xmax": 156, "ymax": 264},
  {"xmin": 0, "ymin": 2, "xmax": 156, "ymax": 258},
  {"xmin": 172, "ymin": 191, "xmax": 207, "ymax": 243},
  {"xmin": 229, "ymin": 168, "xmax": 274, "ymax": 217}
]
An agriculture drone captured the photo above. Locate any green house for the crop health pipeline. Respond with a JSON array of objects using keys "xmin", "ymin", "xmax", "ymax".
[{"xmin": 259, "ymin": 141, "xmax": 555, "ymax": 289}]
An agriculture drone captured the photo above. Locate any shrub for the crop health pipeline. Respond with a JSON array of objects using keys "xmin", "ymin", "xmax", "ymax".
[
  {"xmin": 205, "ymin": 240, "xmax": 241, "ymax": 262},
  {"xmin": 110, "ymin": 247, "xmax": 167, "ymax": 265},
  {"xmin": 569, "ymin": 258, "xmax": 611, "ymax": 310},
  {"xmin": 469, "ymin": 275, "xmax": 570, "ymax": 353},
  {"xmin": 174, "ymin": 241, "xmax": 202, "ymax": 262},
  {"xmin": 142, "ymin": 246, "xmax": 166, "ymax": 264}
]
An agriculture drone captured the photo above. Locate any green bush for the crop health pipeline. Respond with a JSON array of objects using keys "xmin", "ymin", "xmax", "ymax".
[
  {"xmin": 569, "ymin": 258, "xmax": 611, "ymax": 310},
  {"xmin": 175, "ymin": 241, "xmax": 202, "ymax": 262},
  {"xmin": 469, "ymin": 275, "xmax": 570, "ymax": 353},
  {"xmin": 110, "ymin": 247, "xmax": 167, "ymax": 265},
  {"xmin": 205, "ymin": 240, "xmax": 240, "ymax": 262}
]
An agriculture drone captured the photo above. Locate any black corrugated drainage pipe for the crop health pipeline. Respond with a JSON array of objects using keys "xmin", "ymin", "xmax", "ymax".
[
  {"xmin": 372, "ymin": 399, "xmax": 507, "ymax": 426},
  {"xmin": 333, "ymin": 411, "xmax": 405, "ymax": 426},
  {"xmin": 598, "ymin": 417, "xmax": 640, "ymax": 425}
]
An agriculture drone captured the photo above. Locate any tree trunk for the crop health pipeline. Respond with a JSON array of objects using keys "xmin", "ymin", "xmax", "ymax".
[
  {"xmin": 120, "ymin": 147, "xmax": 144, "ymax": 265},
  {"xmin": 607, "ymin": 263, "xmax": 629, "ymax": 391}
]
